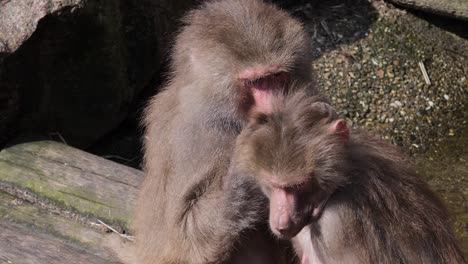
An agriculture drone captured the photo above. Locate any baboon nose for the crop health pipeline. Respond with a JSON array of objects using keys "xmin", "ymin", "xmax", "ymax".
[
  {"xmin": 276, "ymin": 227, "xmax": 298, "ymax": 239},
  {"xmin": 273, "ymin": 214, "xmax": 302, "ymax": 238},
  {"xmin": 276, "ymin": 224, "xmax": 301, "ymax": 239}
]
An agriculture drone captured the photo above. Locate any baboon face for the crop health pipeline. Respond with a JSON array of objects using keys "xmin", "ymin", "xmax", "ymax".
[
  {"xmin": 234, "ymin": 92, "xmax": 349, "ymax": 238},
  {"xmin": 174, "ymin": 0, "xmax": 312, "ymax": 119}
]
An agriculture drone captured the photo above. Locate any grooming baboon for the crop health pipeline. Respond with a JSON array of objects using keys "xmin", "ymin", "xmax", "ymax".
[
  {"xmin": 134, "ymin": 0, "xmax": 315, "ymax": 263},
  {"xmin": 230, "ymin": 91, "xmax": 465, "ymax": 264}
]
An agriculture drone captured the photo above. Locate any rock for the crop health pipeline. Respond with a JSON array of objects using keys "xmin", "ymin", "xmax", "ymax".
[
  {"xmin": 0, "ymin": 0, "xmax": 196, "ymax": 148},
  {"xmin": 385, "ymin": 0, "xmax": 468, "ymax": 21},
  {"xmin": 376, "ymin": 69, "xmax": 385, "ymax": 78},
  {"xmin": 2, "ymin": 1, "xmax": 130, "ymax": 147},
  {"xmin": 0, "ymin": 0, "xmax": 85, "ymax": 55},
  {"xmin": 121, "ymin": 0, "xmax": 197, "ymax": 99}
]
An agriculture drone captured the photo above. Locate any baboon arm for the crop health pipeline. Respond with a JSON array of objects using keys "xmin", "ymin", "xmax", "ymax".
[{"xmin": 173, "ymin": 167, "xmax": 264, "ymax": 263}]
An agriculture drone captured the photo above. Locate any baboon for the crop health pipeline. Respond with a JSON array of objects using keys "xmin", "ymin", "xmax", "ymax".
[
  {"xmin": 134, "ymin": 0, "xmax": 315, "ymax": 263},
  {"xmin": 230, "ymin": 91, "xmax": 465, "ymax": 264}
]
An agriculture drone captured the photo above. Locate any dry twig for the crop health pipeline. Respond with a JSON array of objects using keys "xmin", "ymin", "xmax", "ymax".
[
  {"xmin": 418, "ymin": 61, "xmax": 431, "ymax": 85},
  {"xmin": 97, "ymin": 219, "xmax": 135, "ymax": 242}
]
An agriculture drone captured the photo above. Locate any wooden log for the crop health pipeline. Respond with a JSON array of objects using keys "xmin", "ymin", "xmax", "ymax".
[
  {"xmin": 0, "ymin": 191, "xmax": 107, "ymax": 250},
  {"xmin": 0, "ymin": 190, "xmax": 120, "ymax": 262},
  {"xmin": 0, "ymin": 221, "xmax": 117, "ymax": 264},
  {"xmin": 0, "ymin": 140, "xmax": 145, "ymax": 262},
  {"xmin": 386, "ymin": 0, "xmax": 468, "ymax": 21},
  {"xmin": 0, "ymin": 141, "xmax": 144, "ymax": 227}
]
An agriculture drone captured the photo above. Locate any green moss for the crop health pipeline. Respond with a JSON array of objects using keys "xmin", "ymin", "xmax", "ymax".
[
  {"xmin": 0, "ymin": 141, "xmax": 132, "ymax": 227},
  {"xmin": 0, "ymin": 191, "xmax": 103, "ymax": 248}
]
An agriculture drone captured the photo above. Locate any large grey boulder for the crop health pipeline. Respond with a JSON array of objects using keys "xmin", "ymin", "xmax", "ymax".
[
  {"xmin": 0, "ymin": 0, "xmax": 85, "ymax": 54},
  {"xmin": 0, "ymin": 0, "xmax": 196, "ymax": 148}
]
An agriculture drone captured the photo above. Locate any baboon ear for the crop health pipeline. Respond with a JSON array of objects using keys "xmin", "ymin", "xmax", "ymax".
[{"xmin": 328, "ymin": 119, "xmax": 349, "ymax": 144}]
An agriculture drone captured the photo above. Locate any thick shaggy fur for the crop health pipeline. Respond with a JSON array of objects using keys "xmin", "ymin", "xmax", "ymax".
[
  {"xmin": 134, "ymin": 0, "xmax": 315, "ymax": 263},
  {"xmin": 234, "ymin": 92, "xmax": 465, "ymax": 263}
]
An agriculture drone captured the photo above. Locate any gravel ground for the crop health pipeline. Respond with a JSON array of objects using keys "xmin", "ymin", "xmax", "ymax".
[{"xmin": 293, "ymin": 0, "xmax": 467, "ymax": 255}]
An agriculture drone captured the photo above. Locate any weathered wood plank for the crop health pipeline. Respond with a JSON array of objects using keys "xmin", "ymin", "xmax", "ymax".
[
  {"xmin": 386, "ymin": 0, "xmax": 468, "ymax": 21},
  {"xmin": 0, "ymin": 221, "xmax": 118, "ymax": 264},
  {"xmin": 0, "ymin": 191, "xmax": 107, "ymax": 251},
  {"xmin": 0, "ymin": 141, "xmax": 144, "ymax": 227}
]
